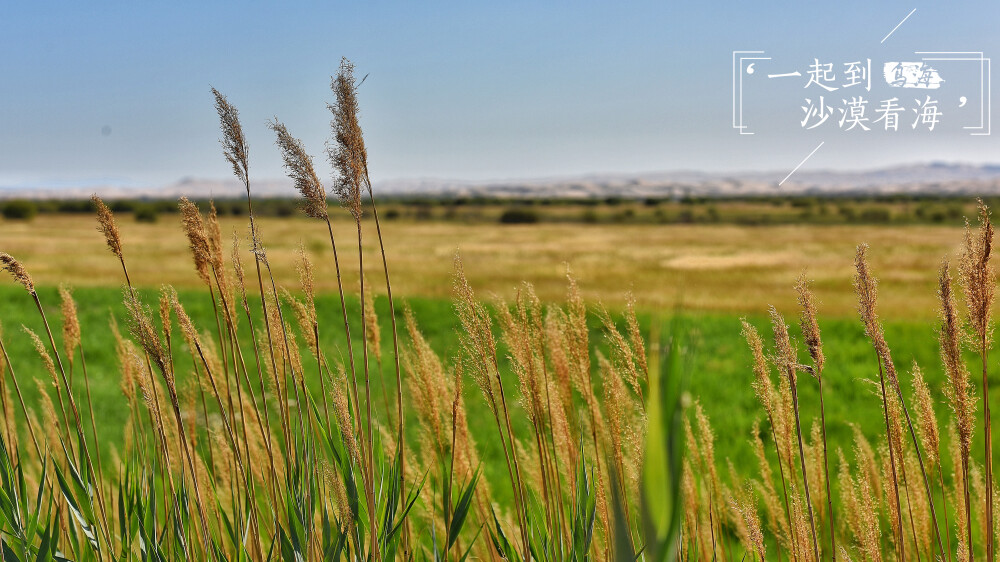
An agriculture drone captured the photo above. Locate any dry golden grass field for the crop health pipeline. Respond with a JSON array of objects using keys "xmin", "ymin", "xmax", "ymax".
[{"xmin": 0, "ymin": 212, "xmax": 964, "ymax": 318}]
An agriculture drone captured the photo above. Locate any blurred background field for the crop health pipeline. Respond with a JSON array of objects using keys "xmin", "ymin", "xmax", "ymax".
[{"xmin": 0, "ymin": 200, "xmax": 974, "ymax": 318}]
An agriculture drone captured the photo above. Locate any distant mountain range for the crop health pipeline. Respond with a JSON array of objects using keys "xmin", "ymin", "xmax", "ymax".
[{"xmin": 5, "ymin": 162, "xmax": 1000, "ymax": 200}]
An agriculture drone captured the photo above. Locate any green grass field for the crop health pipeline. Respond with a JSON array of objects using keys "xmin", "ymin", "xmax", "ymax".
[
  {"xmin": 0, "ymin": 212, "xmax": 985, "ymax": 459},
  {"xmin": 1, "ymin": 279, "xmax": 990, "ymax": 505}
]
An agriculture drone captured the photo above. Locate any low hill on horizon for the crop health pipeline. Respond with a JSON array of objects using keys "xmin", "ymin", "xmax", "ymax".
[{"xmin": 5, "ymin": 162, "xmax": 1000, "ymax": 200}]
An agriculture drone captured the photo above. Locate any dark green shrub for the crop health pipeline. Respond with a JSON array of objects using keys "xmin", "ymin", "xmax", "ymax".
[
  {"xmin": 57, "ymin": 199, "xmax": 95, "ymax": 213},
  {"xmin": 135, "ymin": 206, "xmax": 158, "ymax": 223},
  {"xmin": 2, "ymin": 199, "xmax": 37, "ymax": 220},
  {"xmin": 499, "ymin": 207, "xmax": 539, "ymax": 224},
  {"xmin": 110, "ymin": 200, "xmax": 135, "ymax": 213},
  {"xmin": 859, "ymin": 208, "xmax": 890, "ymax": 223}
]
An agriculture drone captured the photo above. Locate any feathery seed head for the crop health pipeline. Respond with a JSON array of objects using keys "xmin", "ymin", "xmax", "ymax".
[
  {"xmin": 296, "ymin": 245, "xmax": 316, "ymax": 322},
  {"xmin": 499, "ymin": 287, "xmax": 548, "ymax": 426},
  {"xmin": 24, "ymin": 327, "xmax": 56, "ymax": 381},
  {"xmin": 284, "ymin": 320, "xmax": 305, "ymax": 385},
  {"xmin": 124, "ymin": 290, "xmax": 170, "ymax": 385},
  {"xmin": 795, "ymin": 274, "xmax": 825, "ymax": 375},
  {"xmin": 601, "ymin": 351, "xmax": 639, "ymax": 484},
  {"xmin": 178, "ymin": 197, "xmax": 212, "ymax": 285},
  {"xmin": 694, "ymin": 402, "xmax": 717, "ymax": 472},
  {"xmin": 741, "ymin": 319, "xmax": 774, "ymax": 415},
  {"xmin": 328, "ymin": 58, "xmax": 367, "ymax": 221},
  {"xmin": 212, "ymin": 87, "xmax": 249, "ymax": 186},
  {"xmin": 158, "ymin": 287, "xmax": 172, "ymax": 346},
  {"xmin": 453, "ymin": 253, "xmax": 498, "ymax": 411},
  {"xmin": 449, "ymin": 361, "xmax": 480, "ymax": 481},
  {"xmin": 280, "ymin": 288, "xmax": 317, "ymax": 351},
  {"xmin": 854, "ymin": 244, "xmax": 880, "ymax": 339},
  {"xmin": 854, "ymin": 244, "xmax": 900, "ymax": 387},
  {"xmin": 0, "ymin": 253, "xmax": 33, "ymax": 293},
  {"xmin": 730, "ymin": 483, "xmax": 766, "ymax": 561},
  {"xmin": 544, "ymin": 308, "xmax": 574, "ymax": 415},
  {"xmin": 270, "ymin": 119, "xmax": 329, "ymax": 220},
  {"xmin": 403, "ymin": 305, "xmax": 451, "ymax": 453},
  {"xmin": 624, "ymin": 293, "xmax": 648, "ymax": 378},
  {"xmin": 92, "ymin": 195, "xmax": 123, "ymax": 260},
  {"xmin": 911, "ymin": 362, "xmax": 940, "ymax": 468},
  {"xmin": 34, "ymin": 379, "xmax": 60, "ymax": 447},
  {"xmin": 330, "ymin": 364, "xmax": 359, "ymax": 464},
  {"xmin": 564, "ymin": 267, "xmax": 592, "ymax": 393},
  {"xmin": 169, "ymin": 290, "xmax": 201, "ymax": 354},
  {"xmin": 958, "ymin": 199, "xmax": 995, "ymax": 347},
  {"xmin": 111, "ymin": 317, "xmax": 137, "ymax": 402},
  {"xmin": 599, "ymin": 304, "xmax": 641, "ymax": 397},
  {"xmin": 59, "ymin": 285, "xmax": 80, "ymax": 363},
  {"xmin": 767, "ymin": 306, "xmax": 797, "ymax": 385},
  {"xmin": 940, "ymin": 261, "xmax": 976, "ymax": 459},
  {"xmin": 206, "ymin": 201, "xmax": 224, "ymax": 271}
]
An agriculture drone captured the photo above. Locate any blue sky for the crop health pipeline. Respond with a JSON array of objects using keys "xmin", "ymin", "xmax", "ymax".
[{"xmin": 1, "ymin": 1, "xmax": 999, "ymax": 188}]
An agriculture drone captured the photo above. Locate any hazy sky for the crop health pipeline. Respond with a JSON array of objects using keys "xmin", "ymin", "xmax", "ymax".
[{"xmin": 1, "ymin": 1, "xmax": 999, "ymax": 188}]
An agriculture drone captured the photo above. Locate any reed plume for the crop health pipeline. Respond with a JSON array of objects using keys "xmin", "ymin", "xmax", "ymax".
[
  {"xmin": 124, "ymin": 290, "xmax": 171, "ymax": 387},
  {"xmin": 624, "ymin": 294, "xmax": 648, "ymax": 381},
  {"xmin": 454, "ymin": 253, "xmax": 530, "ymax": 558},
  {"xmin": 33, "ymin": 378, "xmax": 62, "ymax": 451},
  {"xmin": 178, "ymin": 197, "xmax": 212, "ymax": 285},
  {"xmin": 854, "ymin": 244, "xmax": 906, "ymax": 559},
  {"xmin": 958, "ymin": 201, "xmax": 995, "ymax": 348},
  {"xmin": 0, "ymin": 253, "xmax": 33, "ymax": 294},
  {"xmin": 330, "ymin": 365, "xmax": 359, "ymax": 465},
  {"xmin": 795, "ymin": 275, "xmax": 836, "ymax": 560},
  {"xmin": 59, "ymin": 285, "xmax": 80, "ymax": 365},
  {"xmin": 855, "ymin": 248, "xmax": 946, "ymax": 559},
  {"xmin": 25, "ymin": 326, "xmax": 69, "ymax": 445},
  {"xmin": 599, "ymin": 305, "xmax": 643, "ymax": 402},
  {"xmin": 212, "ymin": 87, "xmax": 249, "ymax": 187},
  {"xmin": 403, "ymin": 305, "xmax": 449, "ymax": 457},
  {"xmin": 958, "ymin": 200, "xmax": 996, "ymax": 562},
  {"xmin": 92, "ymin": 195, "xmax": 122, "ymax": 260},
  {"xmin": 59, "ymin": 284, "xmax": 104, "ymax": 477},
  {"xmin": 769, "ymin": 305, "xmax": 821, "ymax": 562},
  {"xmin": 295, "ymin": 246, "xmax": 317, "ymax": 327},
  {"xmin": 730, "ymin": 482, "xmax": 766, "ymax": 561},
  {"xmin": 328, "ymin": 58, "xmax": 366, "ymax": 222},
  {"xmin": 328, "ymin": 58, "xmax": 379, "ymax": 558},
  {"xmin": 942, "ymin": 259, "xmax": 975, "ymax": 561},
  {"xmin": 911, "ymin": 364, "xmax": 940, "ymax": 470},
  {"xmin": 751, "ymin": 419, "xmax": 793, "ymax": 552},
  {"xmin": 270, "ymin": 119, "xmax": 328, "ymax": 220}
]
